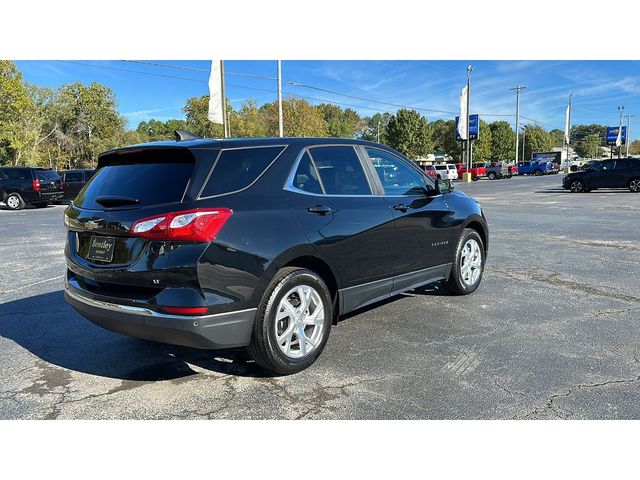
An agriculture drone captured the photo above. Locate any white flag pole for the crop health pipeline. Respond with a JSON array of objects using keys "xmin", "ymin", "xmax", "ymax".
[
  {"xmin": 277, "ymin": 60, "xmax": 284, "ymax": 137},
  {"xmin": 207, "ymin": 60, "xmax": 225, "ymax": 136}
]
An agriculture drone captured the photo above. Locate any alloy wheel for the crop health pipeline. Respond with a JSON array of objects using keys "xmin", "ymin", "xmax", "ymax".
[
  {"xmin": 630, "ymin": 179, "xmax": 640, "ymax": 192},
  {"xmin": 274, "ymin": 284, "xmax": 325, "ymax": 359},
  {"xmin": 570, "ymin": 180, "xmax": 584, "ymax": 193},
  {"xmin": 7, "ymin": 196, "xmax": 19, "ymax": 209},
  {"xmin": 460, "ymin": 238, "xmax": 482, "ymax": 287}
]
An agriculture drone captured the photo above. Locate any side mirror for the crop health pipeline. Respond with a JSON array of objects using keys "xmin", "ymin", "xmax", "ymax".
[{"xmin": 433, "ymin": 179, "xmax": 453, "ymax": 196}]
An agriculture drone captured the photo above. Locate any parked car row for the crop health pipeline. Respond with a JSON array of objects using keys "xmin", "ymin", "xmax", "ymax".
[
  {"xmin": 0, "ymin": 167, "xmax": 95, "ymax": 210},
  {"xmin": 517, "ymin": 161, "xmax": 559, "ymax": 176}
]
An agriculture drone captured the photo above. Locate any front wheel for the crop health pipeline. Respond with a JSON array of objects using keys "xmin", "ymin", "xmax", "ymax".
[
  {"xmin": 629, "ymin": 178, "xmax": 640, "ymax": 193},
  {"xmin": 443, "ymin": 228, "xmax": 485, "ymax": 295},
  {"xmin": 488, "ymin": 172, "xmax": 496, "ymax": 180},
  {"xmin": 534, "ymin": 169, "xmax": 543, "ymax": 176},
  {"xmin": 248, "ymin": 267, "xmax": 332, "ymax": 375}
]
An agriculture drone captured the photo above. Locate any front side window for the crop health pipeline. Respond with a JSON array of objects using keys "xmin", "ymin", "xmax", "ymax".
[
  {"xmin": 307, "ymin": 146, "xmax": 372, "ymax": 195},
  {"xmin": 201, "ymin": 146, "xmax": 285, "ymax": 198},
  {"xmin": 366, "ymin": 148, "xmax": 431, "ymax": 196},
  {"xmin": 5, "ymin": 169, "xmax": 30, "ymax": 181}
]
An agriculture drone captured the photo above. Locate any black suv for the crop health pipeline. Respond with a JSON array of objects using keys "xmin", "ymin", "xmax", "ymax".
[
  {"xmin": 1, "ymin": 167, "xmax": 64, "ymax": 210},
  {"xmin": 64, "ymin": 136, "xmax": 488, "ymax": 374},
  {"xmin": 563, "ymin": 158, "xmax": 640, "ymax": 193},
  {"xmin": 60, "ymin": 169, "xmax": 96, "ymax": 201}
]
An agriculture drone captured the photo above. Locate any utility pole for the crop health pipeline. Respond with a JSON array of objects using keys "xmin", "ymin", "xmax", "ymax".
[
  {"xmin": 626, "ymin": 114, "xmax": 634, "ymax": 158},
  {"xmin": 521, "ymin": 126, "xmax": 527, "ymax": 161},
  {"xmin": 618, "ymin": 105, "xmax": 625, "ymax": 159},
  {"xmin": 227, "ymin": 110, "xmax": 232, "ymax": 137},
  {"xmin": 277, "ymin": 60, "xmax": 284, "ymax": 137},
  {"xmin": 466, "ymin": 65, "xmax": 473, "ymax": 171},
  {"xmin": 220, "ymin": 60, "xmax": 227, "ymax": 138},
  {"xmin": 510, "ymin": 85, "xmax": 526, "ymax": 164},
  {"xmin": 377, "ymin": 121, "xmax": 381, "ymax": 143}
]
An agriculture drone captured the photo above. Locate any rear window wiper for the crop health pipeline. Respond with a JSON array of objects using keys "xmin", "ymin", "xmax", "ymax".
[{"xmin": 95, "ymin": 196, "xmax": 140, "ymax": 207}]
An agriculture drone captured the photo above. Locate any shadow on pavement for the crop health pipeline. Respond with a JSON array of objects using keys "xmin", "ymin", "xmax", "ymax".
[{"xmin": 0, "ymin": 290, "xmax": 276, "ymax": 381}]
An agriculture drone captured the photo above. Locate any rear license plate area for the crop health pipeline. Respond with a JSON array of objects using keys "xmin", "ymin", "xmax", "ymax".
[{"xmin": 87, "ymin": 236, "xmax": 116, "ymax": 263}]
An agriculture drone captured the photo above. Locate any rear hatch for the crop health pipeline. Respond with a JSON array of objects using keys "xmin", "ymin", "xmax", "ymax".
[
  {"xmin": 35, "ymin": 169, "xmax": 63, "ymax": 193},
  {"xmin": 64, "ymin": 147, "xmax": 209, "ymax": 292}
]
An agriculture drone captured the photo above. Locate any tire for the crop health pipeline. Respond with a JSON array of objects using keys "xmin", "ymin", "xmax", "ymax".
[
  {"xmin": 443, "ymin": 228, "xmax": 485, "ymax": 296},
  {"xmin": 5, "ymin": 193, "xmax": 25, "ymax": 210},
  {"xmin": 488, "ymin": 172, "xmax": 496, "ymax": 180},
  {"xmin": 629, "ymin": 178, "xmax": 640, "ymax": 193},
  {"xmin": 472, "ymin": 176, "xmax": 478, "ymax": 181},
  {"xmin": 248, "ymin": 267, "xmax": 332, "ymax": 375},
  {"xmin": 534, "ymin": 169, "xmax": 543, "ymax": 176},
  {"xmin": 569, "ymin": 179, "xmax": 585, "ymax": 193}
]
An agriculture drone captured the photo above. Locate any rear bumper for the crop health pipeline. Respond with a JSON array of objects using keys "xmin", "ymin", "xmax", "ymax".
[{"xmin": 65, "ymin": 285, "xmax": 256, "ymax": 349}]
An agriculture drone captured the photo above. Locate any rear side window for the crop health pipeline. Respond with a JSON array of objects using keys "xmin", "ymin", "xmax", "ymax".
[
  {"xmin": 75, "ymin": 162, "xmax": 194, "ymax": 209},
  {"xmin": 200, "ymin": 146, "xmax": 285, "ymax": 198},
  {"xmin": 35, "ymin": 170, "xmax": 60, "ymax": 181},
  {"xmin": 292, "ymin": 152, "xmax": 323, "ymax": 194},
  {"xmin": 65, "ymin": 172, "xmax": 83, "ymax": 182},
  {"xmin": 308, "ymin": 146, "xmax": 371, "ymax": 195},
  {"xmin": 4, "ymin": 168, "xmax": 31, "ymax": 180}
]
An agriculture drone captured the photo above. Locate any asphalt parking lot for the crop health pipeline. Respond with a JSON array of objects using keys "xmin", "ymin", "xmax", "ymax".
[{"xmin": 1, "ymin": 174, "xmax": 639, "ymax": 419}]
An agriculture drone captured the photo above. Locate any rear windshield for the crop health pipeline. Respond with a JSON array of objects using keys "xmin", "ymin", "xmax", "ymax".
[
  {"xmin": 434, "ymin": 165, "xmax": 447, "ymax": 170},
  {"xmin": 35, "ymin": 170, "xmax": 60, "ymax": 181},
  {"xmin": 74, "ymin": 162, "xmax": 193, "ymax": 209}
]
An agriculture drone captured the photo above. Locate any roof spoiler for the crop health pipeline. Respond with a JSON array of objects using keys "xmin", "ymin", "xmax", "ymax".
[{"xmin": 174, "ymin": 130, "xmax": 202, "ymax": 142}]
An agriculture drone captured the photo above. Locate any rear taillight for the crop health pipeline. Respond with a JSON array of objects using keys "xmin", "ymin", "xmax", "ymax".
[
  {"xmin": 130, "ymin": 208, "xmax": 233, "ymax": 243},
  {"xmin": 33, "ymin": 179, "xmax": 41, "ymax": 192}
]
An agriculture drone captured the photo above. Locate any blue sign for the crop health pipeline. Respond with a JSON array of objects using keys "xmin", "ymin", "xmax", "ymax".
[
  {"xmin": 455, "ymin": 114, "xmax": 479, "ymax": 141},
  {"xmin": 606, "ymin": 126, "xmax": 627, "ymax": 146}
]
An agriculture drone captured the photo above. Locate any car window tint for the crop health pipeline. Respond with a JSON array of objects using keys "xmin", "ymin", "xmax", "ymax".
[
  {"xmin": 4, "ymin": 169, "xmax": 30, "ymax": 180},
  {"xmin": 293, "ymin": 151, "xmax": 323, "ymax": 194},
  {"xmin": 84, "ymin": 170, "xmax": 96, "ymax": 180},
  {"xmin": 35, "ymin": 170, "xmax": 60, "ymax": 181},
  {"xmin": 308, "ymin": 146, "xmax": 371, "ymax": 195},
  {"xmin": 65, "ymin": 172, "xmax": 83, "ymax": 182},
  {"xmin": 366, "ymin": 148, "xmax": 429, "ymax": 196},
  {"xmin": 616, "ymin": 160, "xmax": 631, "ymax": 169},
  {"xmin": 201, "ymin": 146, "xmax": 284, "ymax": 197}
]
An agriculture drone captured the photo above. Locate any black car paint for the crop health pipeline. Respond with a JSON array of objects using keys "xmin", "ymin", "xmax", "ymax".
[
  {"xmin": 60, "ymin": 169, "xmax": 96, "ymax": 200},
  {"xmin": 563, "ymin": 158, "xmax": 640, "ymax": 190},
  {"xmin": 0, "ymin": 167, "xmax": 64, "ymax": 205},
  {"xmin": 64, "ymin": 137, "xmax": 488, "ymax": 349}
]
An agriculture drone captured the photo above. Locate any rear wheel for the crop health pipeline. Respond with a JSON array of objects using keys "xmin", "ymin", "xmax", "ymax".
[
  {"xmin": 248, "ymin": 267, "xmax": 332, "ymax": 375},
  {"xmin": 534, "ymin": 169, "xmax": 543, "ymax": 176},
  {"xmin": 569, "ymin": 179, "xmax": 585, "ymax": 193},
  {"xmin": 5, "ymin": 193, "xmax": 25, "ymax": 210},
  {"xmin": 488, "ymin": 172, "xmax": 496, "ymax": 180},
  {"xmin": 472, "ymin": 176, "xmax": 478, "ymax": 181},
  {"xmin": 443, "ymin": 228, "xmax": 485, "ymax": 296},
  {"xmin": 629, "ymin": 178, "xmax": 640, "ymax": 192}
]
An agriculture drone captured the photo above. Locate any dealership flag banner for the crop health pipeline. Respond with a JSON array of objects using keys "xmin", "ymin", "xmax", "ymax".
[
  {"xmin": 457, "ymin": 85, "xmax": 468, "ymax": 140},
  {"xmin": 616, "ymin": 123, "xmax": 623, "ymax": 147},
  {"xmin": 208, "ymin": 60, "xmax": 224, "ymax": 124},
  {"xmin": 564, "ymin": 103, "xmax": 571, "ymax": 144}
]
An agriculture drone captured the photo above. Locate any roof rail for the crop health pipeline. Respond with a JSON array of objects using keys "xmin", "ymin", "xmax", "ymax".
[{"xmin": 174, "ymin": 130, "xmax": 202, "ymax": 142}]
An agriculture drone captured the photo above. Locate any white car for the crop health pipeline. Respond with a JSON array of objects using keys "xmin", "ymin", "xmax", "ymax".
[{"xmin": 432, "ymin": 164, "xmax": 458, "ymax": 181}]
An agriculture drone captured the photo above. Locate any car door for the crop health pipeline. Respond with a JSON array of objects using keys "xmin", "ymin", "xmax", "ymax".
[
  {"xmin": 610, "ymin": 159, "xmax": 631, "ymax": 187},
  {"xmin": 590, "ymin": 160, "xmax": 616, "ymax": 188},
  {"xmin": 64, "ymin": 171, "xmax": 84, "ymax": 199},
  {"xmin": 362, "ymin": 147, "xmax": 454, "ymax": 294},
  {"xmin": 284, "ymin": 145, "xmax": 396, "ymax": 313}
]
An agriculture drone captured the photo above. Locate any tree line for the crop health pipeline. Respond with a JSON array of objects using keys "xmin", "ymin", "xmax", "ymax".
[{"xmin": 2, "ymin": 60, "xmax": 639, "ymax": 170}]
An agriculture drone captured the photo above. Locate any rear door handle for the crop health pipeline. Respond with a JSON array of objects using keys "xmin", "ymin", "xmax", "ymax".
[
  {"xmin": 307, "ymin": 205, "xmax": 334, "ymax": 215},
  {"xmin": 393, "ymin": 204, "xmax": 409, "ymax": 212}
]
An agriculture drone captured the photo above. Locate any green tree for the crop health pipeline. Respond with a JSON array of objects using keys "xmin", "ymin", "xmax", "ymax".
[
  {"xmin": 386, "ymin": 109, "xmax": 432, "ymax": 159},
  {"xmin": 358, "ymin": 112, "xmax": 391, "ymax": 144},
  {"xmin": 629, "ymin": 139, "xmax": 640, "ymax": 156},
  {"xmin": 471, "ymin": 119, "xmax": 493, "ymax": 162},
  {"xmin": 574, "ymin": 134, "xmax": 600, "ymax": 158},
  {"xmin": 523, "ymin": 125, "xmax": 553, "ymax": 161},
  {"xmin": 183, "ymin": 95, "xmax": 226, "ymax": 138},
  {"xmin": 430, "ymin": 119, "xmax": 461, "ymax": 161},
  {"xmin": 137, "ymin": 118, "xmax": 188, "ymax": 141},
  {"xmin": 317, "ymin": 103, "xmax": 362, "ymax": 138},
  {"xmin": 262, "ymin": 98, "xmax": 327, "ymax": 137},
  {"xmin": 231, "ymin": 99, "xmax": 269, "ymax": 137},
  {"xmin": 549, "ymin": 129, "xmax": 565, "ymax": 148},
  {"xmin": 489, "ymin": 121, "xmax": 516, "ymax": 161}
]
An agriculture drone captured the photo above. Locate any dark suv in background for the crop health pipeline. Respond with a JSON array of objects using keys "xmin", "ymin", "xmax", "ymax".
[
  {"xmin": 1, "ymin": 167, "xmax": 64, "ymax": 210},
  {"xmin": 64, "ymin": 135, "xmax": 488, "ymax": 374},
  {"xmin": 563, "ymin": 158, "xmax": 640, "ymax": 192},
  {"xmin": 60, "ymin": 169, "xmax": 96, "ymax": 201}
]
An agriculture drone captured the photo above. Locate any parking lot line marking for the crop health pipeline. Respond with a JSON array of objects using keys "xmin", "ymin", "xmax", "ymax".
[{"xmin": 0, "ymin": 275, "xmax": 64, "ymax": 295}]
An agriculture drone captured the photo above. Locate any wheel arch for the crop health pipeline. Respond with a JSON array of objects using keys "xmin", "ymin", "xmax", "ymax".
[{"xmin": 462, "ymin": 217, "xmax": 488, "ymax": 253}]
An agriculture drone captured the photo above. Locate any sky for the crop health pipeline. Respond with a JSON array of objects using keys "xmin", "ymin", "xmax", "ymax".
[{"xmin": 14, "ymin": 60, "xmax": 640, "ymax": 141}]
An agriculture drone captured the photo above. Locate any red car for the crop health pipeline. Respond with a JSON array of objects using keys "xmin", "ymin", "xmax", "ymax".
[
  {"xmin": 455, "ymin": 163, "xmax": 487, "ymax": 181},
  {"xmin": 423, "ymin": 165, "xmax": 438, "ymax": 179},
  {"xmin": 507, "ymin": 164, "xmax": 518, "ymax": 176}
]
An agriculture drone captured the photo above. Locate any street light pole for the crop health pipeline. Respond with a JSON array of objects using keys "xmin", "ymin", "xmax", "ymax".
[
  {"xmin": 618, "ymin": 105, "xmax": 625, "ymax": 159},
  {"xmin": 466, "ymin": 65, "xmax": 473, "ymax": 171},
  {"xmin": 510, "ymin": 85, "xmax": 526, "ymax": 164},
  {"xmin": 377, "ymin": 121, "xmax": 380, "ymax": 143},
  {"xmin": 626, "ymin": 114, "xmax": 634, "ymax": 158},
  {"xmin": 566, "ymin": 93, "xmax": 573, "ymax": 171},
  {"xmin": 521, "ymin": 126, "xmax": 526, "ymax": 161},
  {"xmin": 277, "ymin": 60, "xmax": 284, "ymax": 137}
]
